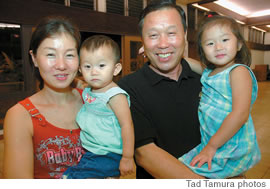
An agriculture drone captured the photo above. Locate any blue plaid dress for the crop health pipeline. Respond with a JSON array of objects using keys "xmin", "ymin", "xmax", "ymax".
[{"xmin": 179, "ymin": 64, "xmax": 261, "ymax": 178}]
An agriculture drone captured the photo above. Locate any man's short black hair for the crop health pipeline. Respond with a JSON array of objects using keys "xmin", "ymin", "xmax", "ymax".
[{"xmin": 138, "ymin": 0, "xmax": 186, "ymax": 35}]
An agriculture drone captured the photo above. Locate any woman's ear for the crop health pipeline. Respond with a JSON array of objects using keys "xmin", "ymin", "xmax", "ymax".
[
  {"xmin": 237, "ymin": 42, "xmax": 243, "ymax": 51},
  {"xmin": 29, "ymin": 50, "xmax": 38, "ymax": 67},
  {"xmin": 113, "ymin": 63, "xmax": 122, "ymax": 76}
]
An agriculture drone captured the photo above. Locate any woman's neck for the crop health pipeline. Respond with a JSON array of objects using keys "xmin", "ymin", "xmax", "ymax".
[{"xmin": 38, "ymin": 86, "xmax": 75, "ymax": 105}]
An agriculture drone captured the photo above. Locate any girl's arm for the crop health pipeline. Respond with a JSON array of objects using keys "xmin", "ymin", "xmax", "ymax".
[
  {"xmin": 3, "ymin": 104, "xmax": 34, "ymax": 178},
  {"xmin": 184, "ymin": 57, "xmax": 205, "ymax": 75},
  {"xmin": 190, "ymin": 66, "xmax": 253, "ymax": 168},
  {"xmin": 108, "ymin": 93, "xmax": 135, "ymax": 176}
]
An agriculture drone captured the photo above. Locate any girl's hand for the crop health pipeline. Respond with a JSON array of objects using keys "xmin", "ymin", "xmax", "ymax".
[
  {"xmin": 119, "ymin": 156, "xmax": 135, "ymax": 176},
  {"xmin": 190, "ymin": 144, "xmax": 217, "ymax": 170}
]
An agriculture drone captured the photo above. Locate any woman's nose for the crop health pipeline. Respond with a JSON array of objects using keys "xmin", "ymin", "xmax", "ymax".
[{"xmin": 55, "ymin": 57, "xmax": 66, "ymax": 70}]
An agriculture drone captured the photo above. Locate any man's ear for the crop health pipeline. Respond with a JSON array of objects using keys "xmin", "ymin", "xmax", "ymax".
[
  {"xmin": 113, "ymin": 63, "xmax": 122, "ymax": 76},
  {"xmin": 29, "ymin": 50, "xmax": 38, "ymax": 67},
  {"xmin": 237, "ymin": 42, "xmax": 243, "ymax": 51}
]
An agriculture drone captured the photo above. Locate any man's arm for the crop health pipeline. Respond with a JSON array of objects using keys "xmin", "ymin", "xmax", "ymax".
[{"xmin": 135, "ymin": 143, "xmax": 204, "ymax": 179}]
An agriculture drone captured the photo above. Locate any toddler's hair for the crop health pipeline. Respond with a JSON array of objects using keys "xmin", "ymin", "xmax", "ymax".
[
  {"xmin": 80, "ymin": 35, "xmax": 120, "ymax": 63},
  {"xmin": 197, "ymin": 15, "xmax": 251, "ymax": 68}
]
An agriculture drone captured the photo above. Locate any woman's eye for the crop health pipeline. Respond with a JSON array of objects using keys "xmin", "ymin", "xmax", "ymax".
[
  {"xmin": 47, "ymin": 53, "xmax": 55, "ymax": 57},
  {"xmin": 66, "ymin": 54, "xmax": 75, "ymax": 58}
]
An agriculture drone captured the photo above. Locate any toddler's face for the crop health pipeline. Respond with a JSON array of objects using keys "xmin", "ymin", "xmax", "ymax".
[{"xmin": 79, "ymin": 46, "xmax": 121, "ymax": 92}]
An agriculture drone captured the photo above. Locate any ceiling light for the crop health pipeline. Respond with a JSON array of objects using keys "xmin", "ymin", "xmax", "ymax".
[
  {"xmin": 248, "ymin": 9, "xmax": 270, "ymax": 17},
  {"xmin": 0, "ymin": 23, "xmax": 20, "ymax": 28},
  {"xmin": 251, "ymin": 26, "xmax": 266, "ymax": 33},
  {"xmin": 192, "ymin": 3, "xmax": 210, "ymax": 12},
  {"xmin": 236, "ymin": 20, "xmax": 245, "ymax": 25},
  {"xmin": 267, "ymin": 25, "xmax": 270, "ymax": 28},
  {"xmin": 214, "ymin": 0, "xmax": 249, "ymax": 16}
]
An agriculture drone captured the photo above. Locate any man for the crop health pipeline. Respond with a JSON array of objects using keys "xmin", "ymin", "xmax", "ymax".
[{"xmin": 118, "ymin": 1, "xmax": 203, "ymax": 178}]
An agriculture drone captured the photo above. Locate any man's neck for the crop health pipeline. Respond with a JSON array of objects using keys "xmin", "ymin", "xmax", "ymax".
[{"xmin": 149, "ymin": 62, "xmax": 182, "ymax": 81}]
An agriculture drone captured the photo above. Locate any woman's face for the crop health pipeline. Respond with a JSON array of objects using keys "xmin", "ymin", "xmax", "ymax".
[{"xmin": 30, "ymin": 33, "xmax": 79, "ymax": 90}]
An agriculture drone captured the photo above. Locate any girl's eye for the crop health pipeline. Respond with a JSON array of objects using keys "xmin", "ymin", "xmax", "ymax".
[
  {"xmin": 206, "ymin": 42, "xmax": 214, "ymax": 46},
  {"xmin": 223, "ymin": 38, "xmax": 229, "ymax": 42},
  {"xmin": 84, "ymin": 65, "xmax": 91, "ymax": 69},
  {"xmin": 168, "ymin": 32, "xmax": 176, "ymax": 36}
]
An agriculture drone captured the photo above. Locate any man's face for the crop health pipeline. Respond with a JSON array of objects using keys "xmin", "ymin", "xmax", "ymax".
[{"xmin": 142, "ymin": 8, "xmax": 186, "ymax": 75}]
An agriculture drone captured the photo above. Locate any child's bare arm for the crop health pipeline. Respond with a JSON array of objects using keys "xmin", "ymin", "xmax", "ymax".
[
  {"xmin": 184, "ymin": 57, "xmax": 205, "ymax": 75},
  {"xmin": 109, "ymin": 93, "xmax": 135, "ymax": 176}
]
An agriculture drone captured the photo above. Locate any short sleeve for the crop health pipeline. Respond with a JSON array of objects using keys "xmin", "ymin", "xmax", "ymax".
[{"xmin": 104, "ymin": 87, "xmax": 130, "ymax": 106}]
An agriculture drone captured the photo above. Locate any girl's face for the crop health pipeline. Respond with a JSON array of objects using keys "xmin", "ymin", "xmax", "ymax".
[
  {"xmin": 79, "ymin": 46, "xmax": 121, "ymax": 93},
  {"xmin": 30, "ymin": 33, "xmax": 79, "ymax": 91},
  {"xmin": 201, "ymin": 24, "xmax": 242, "ymax": 69}
]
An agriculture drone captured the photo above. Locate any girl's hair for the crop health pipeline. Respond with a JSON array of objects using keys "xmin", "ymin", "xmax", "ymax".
[
  {"xmin": 197, "ymin": 15, "xmax": 251, "ymax": 68},
  {"xmin": 80, "ymin": 35, "xmax": 120, "ymax": 63},
  {"xmin": 138, "ymin": 1, "xmax": 187, "ymax": 36},
  {"xmin": 29, "ymin": 16, "xmax": 81, "ymax": 89}
]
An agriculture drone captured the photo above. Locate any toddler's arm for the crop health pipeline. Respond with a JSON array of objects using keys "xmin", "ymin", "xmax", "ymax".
[{"xmin": 109, "ymin": 92, "xmax": 135, "ymax": 176}]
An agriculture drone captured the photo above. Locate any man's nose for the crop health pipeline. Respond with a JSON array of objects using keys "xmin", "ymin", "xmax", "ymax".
[{"xmin": 158, "ymin": 35, "xmax": 169, "ymax": 48}]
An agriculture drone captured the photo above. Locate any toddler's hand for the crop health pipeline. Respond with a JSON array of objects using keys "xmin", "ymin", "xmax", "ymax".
[{"xmin": 119, "ymin": 156, "xmax": 135, "ymax": 177}]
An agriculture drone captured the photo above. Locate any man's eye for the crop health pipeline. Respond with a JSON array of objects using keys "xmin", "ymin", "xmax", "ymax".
[{"xmin": 150, "ymin": 34, "xmax": 158, "ymax": 38}]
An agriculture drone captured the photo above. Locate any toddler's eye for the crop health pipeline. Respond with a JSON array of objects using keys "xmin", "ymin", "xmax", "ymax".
[{"xmin": 99, "ymin": 64, "xmax": 106, "ymax": 68}]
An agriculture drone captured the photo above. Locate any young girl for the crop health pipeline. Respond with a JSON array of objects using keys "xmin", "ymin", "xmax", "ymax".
[
  {"xmin": 63, "ymin": 35, "xmax": 135, "ymax": 178},
  {"xmin": 179, "ymin": 15, "xmax": 261, "ymax": 178}
]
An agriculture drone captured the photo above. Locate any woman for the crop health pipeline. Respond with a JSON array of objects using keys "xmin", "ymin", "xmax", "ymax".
[{"xmin": 3, "ymin": 16, "xmax": 84, "ymax": 179}]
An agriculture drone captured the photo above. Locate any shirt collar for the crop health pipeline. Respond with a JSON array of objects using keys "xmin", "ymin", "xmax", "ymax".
[{"xmin": 142, "ymin": 58, "xmax": 197, "ymax": 86}]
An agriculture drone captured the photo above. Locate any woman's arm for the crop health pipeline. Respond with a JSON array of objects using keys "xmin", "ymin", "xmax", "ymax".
[
  {"xmin": 3, "ymin": 104, "xmax": 34, "ymax": 178},
  {"xmin": 190, "ymin": 66, "xmax": 252, "ymax": 168},
  {"xmin": 109, "ymin": 93, "xmax": 135, "ymax": 176}
]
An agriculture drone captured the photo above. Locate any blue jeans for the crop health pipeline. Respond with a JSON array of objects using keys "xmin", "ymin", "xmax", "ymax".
[{"xmin": 63, "ymin": 151, "xmax": 121, "ymax": 179}]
